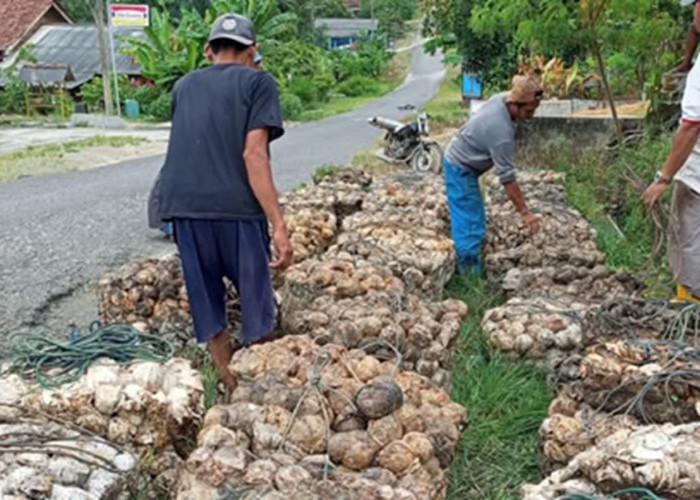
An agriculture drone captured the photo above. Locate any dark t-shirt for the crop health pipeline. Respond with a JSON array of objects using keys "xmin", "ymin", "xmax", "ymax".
[{"xmin": 158, "ymin": 63, "xmax": 284, "ymax": 220}]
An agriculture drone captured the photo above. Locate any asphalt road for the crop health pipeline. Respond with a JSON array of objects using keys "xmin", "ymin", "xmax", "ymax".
[{"xmin": 0, "ymin": 44, "xmax": 445, "ymax": 339}]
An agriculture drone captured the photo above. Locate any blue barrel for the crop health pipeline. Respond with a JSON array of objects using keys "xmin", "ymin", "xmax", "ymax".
[{"xmin": 124, "ymin": 99, "xmax": 140, "ymax": 118}]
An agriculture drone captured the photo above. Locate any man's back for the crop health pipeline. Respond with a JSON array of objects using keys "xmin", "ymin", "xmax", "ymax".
[
  {"xmin": 445, "ymin": 92, "xmax": 516, "ymax": 181},
  {"xmin": 159, "ymin": 64, "xmax": 283, "ymax": 221}
]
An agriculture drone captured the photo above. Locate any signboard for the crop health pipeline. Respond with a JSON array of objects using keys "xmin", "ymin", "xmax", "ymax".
[
  {"xmin": 462, "ymin": 73, "xmax": 483, "ymax": 100},
  {"xmin": 110, "ymin": 4, "xmax": 149, "ymax": 27}
]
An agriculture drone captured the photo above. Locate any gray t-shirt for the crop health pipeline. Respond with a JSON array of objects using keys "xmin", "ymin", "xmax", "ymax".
[
  {"xmin": 158, "ymin": 63, "xmax": 284, "ymax": 221},
  {"xmin": 445, "ymin": 92, "xmax": 517, "ymax": 184}
]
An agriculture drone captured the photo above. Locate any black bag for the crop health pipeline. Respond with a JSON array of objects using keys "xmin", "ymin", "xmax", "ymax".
[{"xmin": 147, "ymin": 170, "xmax": 165, "ymax": 229}]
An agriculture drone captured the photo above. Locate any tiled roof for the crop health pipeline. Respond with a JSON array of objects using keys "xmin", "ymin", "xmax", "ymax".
[{"xmin": 0, "ymin": 0, "xmax": 70, "ymax": 50}]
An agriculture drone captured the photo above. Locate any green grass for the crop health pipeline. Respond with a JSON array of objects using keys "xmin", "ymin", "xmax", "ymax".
[
  {"xmin": 0, "ymin": 135, "xmax": 148, "ymax": 183},
  {"xmin": 298, "ymin": 92, "xmax": 393, "ymax": 121},
  {"xmin": 423, "ymin": 64, "xmax": 468, "ymax": 129},
  {"xmin": 445, "ymin": 275, "xmax": 553, "ymax": 499}
]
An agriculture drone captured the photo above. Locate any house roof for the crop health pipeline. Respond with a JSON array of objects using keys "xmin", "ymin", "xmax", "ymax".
[
  {"xmin": 342, "ymin": 0, "xmax": 360, "ymax": 10},
  {"xmin": 314, "ymin": 18, "xmax": 378, "ymax": 38},
  {"xmin": 27, "ymin": 24, "xmax": 145, "ymax": 89},
  {"xmin": 0, "ymin": 0, "xmax": 71, "ymax": 51},
  {"xmin": 19, "ymin": 62, "xmax": 74, "ymax": 86}
]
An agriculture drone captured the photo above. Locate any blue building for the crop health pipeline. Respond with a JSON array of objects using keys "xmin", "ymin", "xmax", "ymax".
[{"xmin": 314, "ymin": 18, "xmax": 379, "ymax": 50}]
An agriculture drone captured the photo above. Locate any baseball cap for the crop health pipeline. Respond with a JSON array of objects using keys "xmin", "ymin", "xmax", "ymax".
[
  {"xmin": 209, "ymin": 14, "xmax": 256, "ymax": 46},
  {"xmin": 681, "ymin": 0, "xmax": 697, "ymax": 6},
  {"xmin": 507, "ymin": 75, "xmax": 544, "ymax": 104}
]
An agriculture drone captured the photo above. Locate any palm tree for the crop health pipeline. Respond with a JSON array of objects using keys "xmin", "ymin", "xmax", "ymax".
[{"xmin": 205, "ymin": 0, "xmax": 298, "ymax": 43}]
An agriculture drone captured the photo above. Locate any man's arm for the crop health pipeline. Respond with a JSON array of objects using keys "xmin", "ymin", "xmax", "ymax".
[
  {"xmin": 503, "ymin": 182, "xmax": 539, "ymax": 231},
  {"xmin": 490, "ymin": 140, "xmax": 540, "ymax": 231},
  {"xmin": 674, "ymin": 26, "xmax": 699, "ymax": 73},
  {"xmin": 243, "ymin": 128, "xmax": 293, "ymax": 270},
  {"xmin": 642, "ymin": 121, "xmax": 700, "ymax": 207}
]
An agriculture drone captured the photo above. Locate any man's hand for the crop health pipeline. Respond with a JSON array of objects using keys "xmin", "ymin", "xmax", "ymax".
[
  {"xmin": 270, "ymin": 225, "xmax": 293, "ymax": 271},
  {"xmin": 642, "ymin": 182, "xmax": 669, "ymax": 209},
  {"xmin": 521, "ymin": 211, "xmax": 540, "ymax": 232},
  {"xmin": 673, "ymin": 62, "xmax": 692, "ymax": 74}
]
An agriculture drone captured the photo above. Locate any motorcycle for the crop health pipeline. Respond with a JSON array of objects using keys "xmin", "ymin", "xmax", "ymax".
[{"xmin": 368, "ymin": 112, "xmax": 443, "ymax": 173}]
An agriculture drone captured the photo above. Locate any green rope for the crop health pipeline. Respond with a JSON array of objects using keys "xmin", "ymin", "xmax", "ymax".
[
  {"xmin": 564, "ymin": 487, "xmax": 666, "ymax": 500},
  {"xmin": 9, "ymin": 322, "xmax": 175, "ymax": 389}
]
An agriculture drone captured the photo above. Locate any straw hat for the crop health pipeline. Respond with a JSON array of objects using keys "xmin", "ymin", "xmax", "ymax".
[{"xmin": 507, "ymin": 75, "xmax": 544, "ymax": 104}]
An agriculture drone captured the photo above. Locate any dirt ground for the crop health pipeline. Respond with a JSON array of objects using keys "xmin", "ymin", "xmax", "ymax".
[{"xmin": 0, "ymin": 140, "xmax": 168, "ymax": 182}]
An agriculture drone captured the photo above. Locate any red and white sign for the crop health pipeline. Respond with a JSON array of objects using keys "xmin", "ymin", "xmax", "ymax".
[{"xmin": 110, "ymin": 4, "xmax": 149, "ymax": 27}]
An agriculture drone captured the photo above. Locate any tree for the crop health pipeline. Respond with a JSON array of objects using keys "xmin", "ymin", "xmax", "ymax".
[
  {"xmin": 359, "ymin": 0, "xmax": 417, "ymax": 40},
  {"xmin": 424, "ymin": 0, "xmax": 681, "ymax": 94},
  {"xmin": 123, "ymin": 0, "xmax": 298, "ymax": 90}
]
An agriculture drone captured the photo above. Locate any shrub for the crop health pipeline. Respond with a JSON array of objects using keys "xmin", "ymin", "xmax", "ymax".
[
  {"xmin": 335, "ymin": 75, "xmax": 382, "ymax": 97},
  {"xmin": 0, "ymin": 77, "xmax": 28, "ymax": 114},
  {"xmin": 143, "ymin": 91, "xmax": 172, "ymax": 121},
  {"xmin": 289, "ymin": 76, "xmax": 323, "ymax": 105},
  {"xmin": 280, "ymin": 92, "xmax": 303, "ymax": 120}
]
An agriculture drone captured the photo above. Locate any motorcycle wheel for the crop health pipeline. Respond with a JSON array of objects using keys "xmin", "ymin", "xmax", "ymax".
[{"xmin": 411, "ymin": 142, "xmax": 443, "ymax": 173}]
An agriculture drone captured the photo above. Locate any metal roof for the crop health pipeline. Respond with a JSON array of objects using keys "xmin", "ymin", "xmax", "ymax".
[
  {"xmin": 313, "ymin": 18, "xmax": 378, "ymax": 38},
  {"xmin": 19, "ymin": 62, "xmax": 74, "ymax": 86},
  {"xmin": 27, "ymin": 24, "xmax": 145, "ymax": 88}
]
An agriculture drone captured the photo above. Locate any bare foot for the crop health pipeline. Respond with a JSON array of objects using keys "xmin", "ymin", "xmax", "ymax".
[{"xmin": 209, "ymin": 330, "xmax": 237, "ymax": 391}]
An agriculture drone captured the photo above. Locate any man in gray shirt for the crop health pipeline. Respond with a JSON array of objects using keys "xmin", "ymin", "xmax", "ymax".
[{"xmin": 443, "ymin": 75, "xmax": 542, "ymax": 274}]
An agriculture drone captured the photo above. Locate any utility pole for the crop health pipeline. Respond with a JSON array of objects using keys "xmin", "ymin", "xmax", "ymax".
[
  {"xmin": 107, "ymin": 0, "xmax": 122, "ymax": 116},
  {"xmin": 92, "ymin": 0, "xmax": 114, "ymax": 115}
]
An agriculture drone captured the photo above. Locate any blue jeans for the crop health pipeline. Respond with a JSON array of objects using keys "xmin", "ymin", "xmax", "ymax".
[{"xmin": 443, "ymin": 157, "xmax": 486, "ymax": 273}]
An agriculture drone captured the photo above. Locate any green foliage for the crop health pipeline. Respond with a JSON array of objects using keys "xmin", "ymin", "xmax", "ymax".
[
  {"xmin": 329, "ymin": 39, "xmax": 391, "ymax": 80},
  {"xmin": 143, "ymin": 90, "xmax": 173, "ymax": 120},
  {"xmin": 80, "ymin": 75, "xmax": 171, "ymax": 119},
  {"xmin": 424, "ymin": 0, "xmax": 686, "ymax": 97},
  {"xmin": 116, "ymin": 0, "xmax": 409, "ymax": 121},
  {"xmin": 0, "ymin": 78, "xmax": 29, "ymax": 114},
  {"xmin": 264, "ymin": 40, "xmax": 335, "ymax": 102},
  {"xmin": 279, "ymin": 92, "xmax": 303, "ymax": 119},
  {"xmin": 359, "ymin": 0, "xmax": 417, "ymax": 40},
  {"xmin": 335, "ymin": 75, "xmax": 382, "ymax": 97}
]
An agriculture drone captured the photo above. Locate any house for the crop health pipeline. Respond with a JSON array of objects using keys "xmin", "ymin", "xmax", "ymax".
[
  {"xmin": 21, "ymin": 24, "xmax": 145, "ymax": 90},
  {"xmin": 19, "ymin": 62, "xmax": 74, "ymax": 87},
  {"xmin": 314, "ymin": 18, "xmax": 379, "ymax": 49},
  {"xmin": 0, "ymin": 0, "xmax": 72, "ymax": 63}
]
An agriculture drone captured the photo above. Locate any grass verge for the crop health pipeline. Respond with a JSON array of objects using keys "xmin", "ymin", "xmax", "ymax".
[
  {"xmin": 0, "ymin": 135, "xmax": 148, "ymax": 183},
  {"xmin": 445, "ymin": 275, "xmax": 552, "ymax": 499},
  {"xmin": 423, "ymin": 63, "xmax": 468, "ymax": 132},
  {"xmin": 298, "ymin": 50, "xmax": 413, "ymax": 122}
]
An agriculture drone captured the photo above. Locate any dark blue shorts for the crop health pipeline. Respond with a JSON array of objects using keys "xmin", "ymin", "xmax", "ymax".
[{"xmin": 173, "ymin": 218, "xmax": 275, "ymax": 344}]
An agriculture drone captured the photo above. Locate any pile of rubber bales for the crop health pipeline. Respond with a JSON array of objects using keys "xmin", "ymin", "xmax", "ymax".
[
  {"xmin": 98, "ymin": 254, "xmax": 242, "ymax": 350},
  {"xmin": 476, "ymin": 170, "xmax": 700, "ymax": 499},
  {"xmin": 523, "ymin": 423, "xmax": 700, "ymax": 499},
  {"xmin": 78, "ymin": 167, "xmax": 469, "ymax": 499},
  {"xmin": 175, "ymin": 336, "xmax": 467, "ymax": 500},
  {"xmin": 0, "ymin": 356, "xmax": 205, "ymax": 498},
  {"xmin": 0, "ymin": 416, "xmax": 138, "ymax": 499}
]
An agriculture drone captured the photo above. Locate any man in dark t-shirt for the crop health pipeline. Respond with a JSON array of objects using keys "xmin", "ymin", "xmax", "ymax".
[{"xmin": 157, "ymin": 13, "xmax": 293, "ymax": 389}]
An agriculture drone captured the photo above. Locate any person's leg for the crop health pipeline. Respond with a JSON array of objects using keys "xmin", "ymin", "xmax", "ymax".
[
  {"xmin": 173, "ymin": 219, "xmax": 237, "ymax": 389},
  {"xmin": 443, "ymin": 157, "xmax": 486, "ymax": 274},
  {"xmin": 670, "ymin": 182, "xmax": 700, "ymax": 302},
  {"xmin": 219, "ymin": 219, "xmax": 277, "ymax": 345}
]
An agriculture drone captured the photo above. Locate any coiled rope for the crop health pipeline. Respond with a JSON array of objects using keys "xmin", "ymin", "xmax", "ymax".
[{"xmin": 9, "ymin": 322, "xmax": 175, "ymax": 389}]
